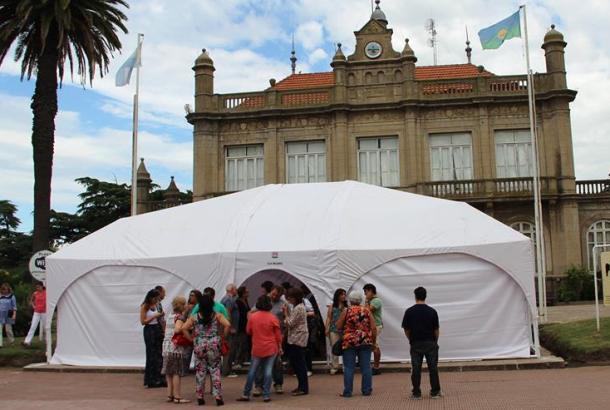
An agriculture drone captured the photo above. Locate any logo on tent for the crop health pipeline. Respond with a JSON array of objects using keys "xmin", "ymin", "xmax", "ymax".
[{"xmin": 271, "ymin": 252, "xmax": 278, "ymax": 259}]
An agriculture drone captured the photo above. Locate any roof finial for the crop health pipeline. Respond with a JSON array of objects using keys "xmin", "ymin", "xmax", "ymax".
[
  {"xmin": 465, "ymin": 26, "xmax": 472, "ymax": 64},
  {"xmin": 290, "ymin": 33, "xmax": 297, "ymax": 75}
]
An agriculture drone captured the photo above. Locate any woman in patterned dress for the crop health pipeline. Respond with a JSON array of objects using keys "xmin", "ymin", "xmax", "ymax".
[
  {"xmin": 161, "ymin": 296, "xmax": 191, "ymax": 404},
  {"xmin": 184, "ymin": 293, "xmax": 230, "ymax": 406},
  {"xmin": 336, "ymin": 290, "xmax": 377, "ymax": 398}
]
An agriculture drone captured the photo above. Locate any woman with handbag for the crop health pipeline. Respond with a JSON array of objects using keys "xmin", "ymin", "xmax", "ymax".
[
  {"xmin": 161, "ymin": 296, "xmax": 191, "ymax": 404},
  {"xmin": 183, "ymin": 293, "xmax": 230, "ymax": 406},
  {"xmin": 336, "ymin": 290, "xmax": 377, "ymax": 398},
  {"xmin": 325, "ymin": 288, "xmax": 346, "ymax": 375}
]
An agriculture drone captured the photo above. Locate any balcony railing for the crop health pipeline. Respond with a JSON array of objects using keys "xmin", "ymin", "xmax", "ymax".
[
  {"xmin": 200, "ymin": 73, "xmax": 544, "ymax": 114},
  {"xmin": 420, "ymin": 178, "xmax": 610, "ymax": 200},
  {"xmin": 420, "ymin": 177, "xmax": 552, "ymax": 199},
  {"xmin": 576, "ymin": 180, "xmax": 610, "ymax": 195}
]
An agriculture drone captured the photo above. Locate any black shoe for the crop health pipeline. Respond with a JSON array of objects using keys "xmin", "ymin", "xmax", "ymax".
[
  {"xmin": 409, "ymin": 393, "xmax": 422, "ymax": 400},
  {"xmin": 216, "ymin": 397, "xmax": 224, "ymax": 406},
  {"xmin": 372, "ymin": 368, "xmax": 381, "ymax": 375},
  {"xmin": 197, "ymin": 398, "xmax": 205, "ymax": 405}
]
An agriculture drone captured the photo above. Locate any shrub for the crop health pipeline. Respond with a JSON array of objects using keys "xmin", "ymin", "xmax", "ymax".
[{"xmin": 557, "ymin": 265, "xmax": 598, "ymax": 303}]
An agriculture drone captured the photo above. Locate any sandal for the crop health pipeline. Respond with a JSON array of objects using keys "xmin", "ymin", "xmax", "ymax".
[
  {"xmin": 167, "ymin": 396, "xmax": 174, "ymax": 402},
  {"xmin": 173, "ymin": 397, "xmax": 191, "ymax": 404}
]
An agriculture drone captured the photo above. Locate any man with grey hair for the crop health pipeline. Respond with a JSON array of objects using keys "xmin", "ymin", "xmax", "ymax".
[{"xmin": 221, "ymin": 283, "xmax": 239, "ymax": 377}]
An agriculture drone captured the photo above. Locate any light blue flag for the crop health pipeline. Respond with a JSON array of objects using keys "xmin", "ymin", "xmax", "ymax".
[
  {"xmin": 115, "ymin": 44, "xmax": 141, "ymax": 87},
  {"xmin": 478, "ymin": 10, "xmax": 521, "ymax": 50}
]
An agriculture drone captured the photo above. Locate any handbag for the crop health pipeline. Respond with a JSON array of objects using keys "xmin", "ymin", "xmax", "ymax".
[
  {"xmin": 172, "ymin": 332, "xmax": 192, "ymax": 347},
  {"xmin": 331, "ymin": 338, "xmax": 344, "ymax": 356},
  {"xmin": 220, "ymin": 336, "xmax": 230, "ymax": 356}
]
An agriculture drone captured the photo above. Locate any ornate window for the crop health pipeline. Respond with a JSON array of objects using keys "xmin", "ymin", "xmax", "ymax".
[
  {"xmin": 511, "ymin": 221, "xmax": 537, "ymax": 266},
  {"xmin": 429, "ymin": 133, "xmax": 473, "ymax": 181},
  {"xmin": 286, "ymin": 141, "xmax": 326, "ymax": 183},
  {"xmin": 225, "ymin": 145, "xmax": 264, "ymax": 191},
  {"xmin": 357, "ymin": 137, "xmax": 399, "ymax": 187},
  {"xmin": 495, "ymin": 129, "xmax": 533, "ymax": 178},
  {"xmin": 586, "ymin": 220, "xmax": 610, "ymax": 270}
]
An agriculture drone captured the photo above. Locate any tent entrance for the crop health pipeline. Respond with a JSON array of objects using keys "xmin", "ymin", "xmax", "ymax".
[{"xmin": 239, "ymin": 269, "xmax": 327, "ymax": 361}]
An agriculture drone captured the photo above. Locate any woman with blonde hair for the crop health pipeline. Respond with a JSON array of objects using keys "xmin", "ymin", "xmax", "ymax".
[{"xmin": 161, "ymin": 295, "xmax": 191, "ymax": 404}]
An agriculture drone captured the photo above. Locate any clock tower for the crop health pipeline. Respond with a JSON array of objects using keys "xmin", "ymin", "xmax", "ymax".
[{"xmin": 348, "ymin": 0, "xmax": 401, "ymax": 62}]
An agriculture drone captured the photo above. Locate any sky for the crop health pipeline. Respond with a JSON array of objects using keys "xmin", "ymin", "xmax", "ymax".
[{"xmin": 1, "ymin": 0, "xmax": 609, "ymax": 233}]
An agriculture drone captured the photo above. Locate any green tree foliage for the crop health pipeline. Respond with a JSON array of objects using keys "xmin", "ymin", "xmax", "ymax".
[
  {"xmin": 0, "ymin": 0, "xmax": 129, "ymax": 251},
  {"xmin": 0, "ymin": 200, "xmax": 31, "ymax": 268},
  {"xmin": 75, "ymin": 177, "xmax": 131, "ymax": 234},
  {"xmin": 0, "ymin": 200, "xmax": 21, "ymax": 234}
]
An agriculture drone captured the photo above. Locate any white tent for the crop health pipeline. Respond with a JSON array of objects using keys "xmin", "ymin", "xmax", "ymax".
[{"xmin": 46, "ymin": 181, "xmax": 538, "ymax": 366}]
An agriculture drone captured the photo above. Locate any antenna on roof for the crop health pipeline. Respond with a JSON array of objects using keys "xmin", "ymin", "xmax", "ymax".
[
  {"xmin": 290, "ymin": 33, "xmax": 297, "ymax": 75},
  {"xmin": 425, "ymin": 18, "xmax": 438, "ymax": 66},
  {"xmin": 465, "ymin": 26, "xmax": 472, "ymax": 64}
]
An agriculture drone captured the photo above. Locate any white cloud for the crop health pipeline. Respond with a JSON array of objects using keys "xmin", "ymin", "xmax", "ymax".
[
  {"xmin": 296, "ymin": 21, "xmax": 325, "ymax": 51},
  {"xmin": 308, "ymin": 48, "xmax": 329, "ymax": 66},
  {"xmin": 0, "ymin": 92, "xmax": 191, "ymax": 222}
]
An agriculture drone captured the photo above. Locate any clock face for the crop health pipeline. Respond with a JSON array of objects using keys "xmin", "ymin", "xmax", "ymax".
[{"xmin": 365, "ymin": 41, "xmax": 383, "ymax": 59}]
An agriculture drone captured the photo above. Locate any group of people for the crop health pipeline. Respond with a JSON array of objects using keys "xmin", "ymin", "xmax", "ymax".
[
  {"xmin": 140, "ymin": 281, "xmax": 442, "ymax": 405},
  {"xmin": 0, "ymin": 281, "xmax": 47, "ymax": 348}
]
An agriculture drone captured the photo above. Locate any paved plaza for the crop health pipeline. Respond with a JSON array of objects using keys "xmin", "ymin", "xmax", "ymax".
[
  {"xmin": 547, "ymin": 303, "xmax": 610, "ymax": 323},
  {"xmin": 1, "ymin": 366, "xmax": 609, "ymax": 409}
]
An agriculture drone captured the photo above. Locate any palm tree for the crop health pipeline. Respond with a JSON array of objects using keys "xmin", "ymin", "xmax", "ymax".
[{"xmin": 0, "ymin": 0, "xmax": 128, "ymax": 251}]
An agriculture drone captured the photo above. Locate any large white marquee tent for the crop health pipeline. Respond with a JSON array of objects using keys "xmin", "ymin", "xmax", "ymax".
[{"xmin": 46, "ymin": 181, "xmax": 539, "ymax": 366}]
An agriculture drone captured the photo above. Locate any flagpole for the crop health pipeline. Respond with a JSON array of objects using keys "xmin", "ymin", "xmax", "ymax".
[
  {"xmin": 131, "ymin": 33, "xmax": 143, "ymax": 216},
  {"xmin": 520, "ymin": 5, "xmax": 547, "ymax": 323}
]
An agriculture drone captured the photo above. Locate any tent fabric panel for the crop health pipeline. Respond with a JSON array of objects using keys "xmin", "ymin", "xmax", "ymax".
[
  {"xmin": 51, "ymin": 265, "xmax": 192, "ymax": 366},
  {"xmin": 348, "ymin": 254, "xmax": 532, "ymax": 361}
]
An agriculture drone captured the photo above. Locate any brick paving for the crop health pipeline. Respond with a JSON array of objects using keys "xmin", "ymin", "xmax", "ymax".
[
  {"xmin": 547, "ymin": 303, "xmax": 610, "ymax": 323},
  {"xmin": 1, "ymin": 366, "xmax": 610, "ymax": 409}
]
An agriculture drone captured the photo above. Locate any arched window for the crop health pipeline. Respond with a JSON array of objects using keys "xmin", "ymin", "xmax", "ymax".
[
  {"xmin": 348, "ymin": 73, "xmax": 356, "ymax": 86},
  {"xmin": 511, "ymin": 221, "xmax": 536, "ymax": 265},
  {"xmin": 365, "ymin": 72, "xmax": 373, "ymax": 84},
  {"xmin": 394, "ymin": 69, "xmax": 403, "ymax": 82},
  {"xmin": 377, "ymin": 70, "xmax": 385, "ymax": 83},
  {"xmin": 586, "ymin": 220, "xmax": 610, "ymax": 269}
]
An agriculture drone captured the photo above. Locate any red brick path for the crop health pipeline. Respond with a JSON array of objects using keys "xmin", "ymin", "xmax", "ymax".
[{"xmin": 1, "ymin": 366, "xmax": 609, "ymax": 409}]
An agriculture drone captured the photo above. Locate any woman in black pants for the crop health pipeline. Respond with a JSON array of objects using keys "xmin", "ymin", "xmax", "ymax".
[
  {"xmin": 140, "ymin": 289, "xmax": 165, "ymax": 388},
  {"xmin": 281, "ymin": 288, "xmax": 309, "ymax": 396}
]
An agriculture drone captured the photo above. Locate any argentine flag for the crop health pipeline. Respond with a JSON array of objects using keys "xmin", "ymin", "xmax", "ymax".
[
  {"xmin": 115, "ymin": 42, "xmax": 142, "ymax": 87},
  {"xmin": 478, "ymin": 11, "xmax": 521, "ymax": 50}
]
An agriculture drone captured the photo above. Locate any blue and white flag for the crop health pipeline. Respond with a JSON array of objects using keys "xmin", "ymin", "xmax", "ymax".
[{"xmin": 115, "ymin": 42, "xmax": 142, "ymax": 87}]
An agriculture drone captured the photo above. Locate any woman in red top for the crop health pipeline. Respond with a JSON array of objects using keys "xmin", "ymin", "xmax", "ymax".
[
  {"xmin": 237, "ymin": 295, "xmax": 282, "ymax": 403},
  {"xmin": 23, "ymin": 282, "xmax": 46, "ymax": 347}
]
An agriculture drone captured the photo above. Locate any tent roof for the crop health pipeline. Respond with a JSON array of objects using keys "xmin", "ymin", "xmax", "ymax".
[{"xmin": 51, "ymin": 181, "xmax": 528, "ymax": 261}]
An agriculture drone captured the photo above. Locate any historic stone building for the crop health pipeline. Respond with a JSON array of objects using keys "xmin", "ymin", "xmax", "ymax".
[{"xmin": 186, "ymin": 2, "xmax": 610, "ymax": 298}]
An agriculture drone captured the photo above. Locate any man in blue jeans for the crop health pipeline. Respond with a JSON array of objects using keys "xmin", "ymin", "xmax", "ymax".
[{"xmin": 402, "ymin": 286, "xmax": 442, "ymax": 399}]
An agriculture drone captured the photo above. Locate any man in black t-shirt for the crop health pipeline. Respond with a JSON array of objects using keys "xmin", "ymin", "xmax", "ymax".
[{"xmin": 401, "ymin": 287, "xmax": 442, "ymax": 399}]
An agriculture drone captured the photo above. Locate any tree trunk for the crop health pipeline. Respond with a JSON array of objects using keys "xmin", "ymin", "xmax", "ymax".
[{"xmin": 31, "ymin": 32, "xmax": 59, "ymax": 252}]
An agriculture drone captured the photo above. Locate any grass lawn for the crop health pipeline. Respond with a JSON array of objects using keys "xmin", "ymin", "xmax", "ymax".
[
  {"xmin": 0, "ymin": 336, "xmax": 47, "ymax": 367},
  {"xmin": 540, "ymin": 317, "xmax": 610, "ymax": 363}
]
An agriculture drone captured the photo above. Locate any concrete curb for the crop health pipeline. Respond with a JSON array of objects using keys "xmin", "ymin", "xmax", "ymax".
[{"xmin": 23, "ymin": 356, "xmax": 565, "ymax": 374}]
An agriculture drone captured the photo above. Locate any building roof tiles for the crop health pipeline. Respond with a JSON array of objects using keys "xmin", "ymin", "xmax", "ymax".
[{"xmin": 272, "ymin": 64, "xmax": 493, "ymax": 91}]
